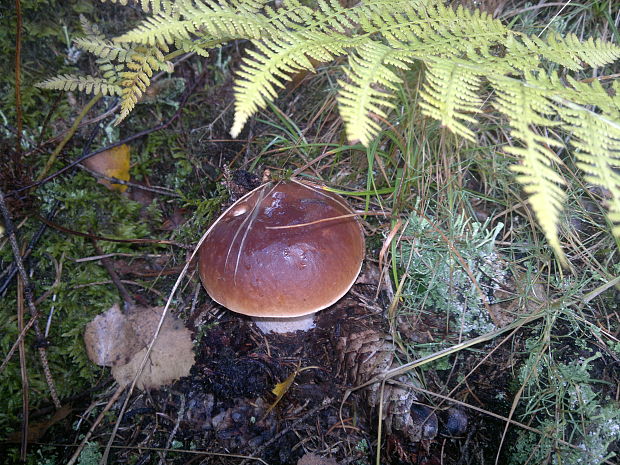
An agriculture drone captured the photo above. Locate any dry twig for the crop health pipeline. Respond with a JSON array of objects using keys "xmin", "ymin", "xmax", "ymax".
[{"xmin": 0, "ymin": 190, "xmax": 62, "ymax": 407}]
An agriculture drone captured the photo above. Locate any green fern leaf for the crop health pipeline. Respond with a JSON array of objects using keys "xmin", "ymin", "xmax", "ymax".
[
  {"xmin": 518, "ymin": 33, "xmax": 620, "ymax": 71},
  {"xmin": 36, "ymin": 74, "xmax": 121, "ymax": 96},
  {"xmin": 559, "ymin": 103, "xmax": 620, "ymax": 237},
  {"xmin": 419, "ymin": 59, "xmax": 482, "ymax": 141},
  {"xmin": 491, "ymin": 74, "xmax": 567, "ymax": 262},
  {"xmin": 363, "ymin": 3, "xmax": 508, "ymax": 61},
  {"xmin": 114, "ymin": 10, "xmax": 198, "ymax": 46},
  {"xmin": 231, "ymin": 30, "xmax": 353, "ymax": 137},
  {"xmin": 98, "ymin": 0, "xmax": 171, "ymax": 14},
  {"xmin": 115, "ymin": 0, "xmax": 275, "ymax": 46},
  {"xmin": 74, "ymin": 37, "xmax": 135, "ymax": 62},
  {"xmin": 547, "ymin": 33, "xmax": 620, "ymax": 69},
  {"xmin": 337, "ymin": 42, "xmax": 410, "ymax": 144},
  {"xmin": 562, "ymin": 76, "xmax": 620, "ymax": 113}
]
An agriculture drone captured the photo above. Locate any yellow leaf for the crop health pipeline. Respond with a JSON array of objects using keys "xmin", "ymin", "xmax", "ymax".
[
  {"xmin": 272, "ymin": 370, "xmax": 297, "ymax": 397},
  {"xmin": 266, "ymin": 364, "xmax": 319, "ymax": 414},
  {"xmin": 83, "ymin": 144, "xmax": 131, "ymax": 192}
]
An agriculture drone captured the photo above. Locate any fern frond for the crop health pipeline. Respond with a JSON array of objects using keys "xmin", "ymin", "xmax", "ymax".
[
  {"xmin": 562, "ymin": 77, "xmax": 620, "ymax": 114},
  {"xmin": 363, "ymin": 3, "xmax": 508, "ymax": 61},
  {"xmin": 231, "ymin": 30, "xmax": 355, "ymax": 137},
  {"xmin": 98, "ymin": 0, "xmax": 171, "ymax": 14},
  {"xmin": 117, "ymin": 45, "xmax": 173, "ymax": 122},
  {"xmin": 115, "ymin": 0, "xmax": 277, "ymax": 46},
  {"xmin": 544, "ymin": 33, "xmax": 620, "ymax": 69},
  {"xmin": 337, "ymin": 42, "xmax": 411, "ymax": 144},
  {"xmin": 516, "ymin": 33, "xmax": 620, "ymax": 71},
  {"xmin": 79, "ymin": 14, "xmax": 103, "ymax": 39},
  {"xmin": 36, "ymin": 74, "xmax": 121, "ymax": 96},
  {"xmin": 74, "ymin": 37, "xmax": 136, "ymax": 62},
  {"xmin": 491, "ymin": 74, "xmax": 567, "ymax": 262},
  {"xmin": 114, "ymin": 11, "xmax": 199, "ymax": 46},
  {"xmin": 559, "ymin": 103, "xmax": 620, "ymax": 237},
  {"xmin": 419, "ymin": 59, "xmax": 482, "ymax": 141},
  {"xmin": 175, "ymin": 38, "xmax": 212, "ymax": 57}
]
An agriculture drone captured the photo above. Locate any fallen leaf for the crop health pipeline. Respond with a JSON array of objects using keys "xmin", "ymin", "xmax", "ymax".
[
  {"xmin": 267, "ymin": 364, "xmax": 319, "ymax": 414},
  {"xmin": 84, "ymin": 304, "xmax": 195, "ymax": 390},
  {"xmin": 270, "ymin": 368, "xmax": 298, "ymax": 410},
  {"xmin": 297, "ymin": 453, "xmax": 340, "ymax": 465},
  {"xmin": 84, "ymin": 303, "xmax": 141, "ymax": 367},
  {"xmin": 83, "ymin": 144, "xmax": 131, "ymax": 192}
]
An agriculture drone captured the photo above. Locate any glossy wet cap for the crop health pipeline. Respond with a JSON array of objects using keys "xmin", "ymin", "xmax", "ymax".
[{"xmin": 198, "ymin": 180, "xmax": 365, "ymax": 318}]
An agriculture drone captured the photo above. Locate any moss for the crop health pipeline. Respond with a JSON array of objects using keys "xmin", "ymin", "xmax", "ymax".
[{"xmin": 0, "ymin": 169, "xmax": 169, "ymax": 438}]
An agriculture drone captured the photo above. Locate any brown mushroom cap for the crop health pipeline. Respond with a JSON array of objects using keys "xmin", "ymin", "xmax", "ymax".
[{"xmin": 198, "ymin": 180, "xmax": 365, "ymax": 318}]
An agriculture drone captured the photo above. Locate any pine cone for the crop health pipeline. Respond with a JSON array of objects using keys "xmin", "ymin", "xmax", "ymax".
[{"xmin": 335, "ymin": 330, "xmax": 437, "ymax": 441}]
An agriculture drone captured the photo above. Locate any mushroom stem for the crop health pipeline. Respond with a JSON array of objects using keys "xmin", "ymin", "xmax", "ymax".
[{"xmin": 253, "ymin": 314, "xmax": 316, "ymax": 334}]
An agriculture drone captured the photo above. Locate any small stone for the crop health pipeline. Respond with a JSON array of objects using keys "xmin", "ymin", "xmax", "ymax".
[
  {"xmin": 409, "ymin": 404, "xmax": 438, "ymax": 439},
  {"xmin": 444, "ymin": 407, "xmax": 468, "ymax": 436}
]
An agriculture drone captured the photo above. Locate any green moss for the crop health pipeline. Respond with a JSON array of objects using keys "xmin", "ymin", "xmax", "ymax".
[{"xmin": 0, "ymin": 170, "xmax": 168, "ymax": 438}]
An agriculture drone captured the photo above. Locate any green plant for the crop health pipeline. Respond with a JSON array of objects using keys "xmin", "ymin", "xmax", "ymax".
[
  {"xmin": 76, "ymin": 441, "xmax": 102, "ymax": 465},
  {"xmin": 36, "ymin": 0, "xmax": 620, "ymax": 263},
  {"xmin": 397, "ymin": 210, "xmax": 507, "ymax": 336},
  {"xmin": 0, "ymin": 0, "xmax": 88, "ymax": 143},
  {"xmin": 510, "ymin": 326, "xmax": 620, "ymax": 465},
  {"xmin": 393, "ymin": 202, "xmax": 619, "ymax": 464}
]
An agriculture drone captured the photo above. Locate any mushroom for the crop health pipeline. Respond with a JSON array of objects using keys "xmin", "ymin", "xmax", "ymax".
[{"xmin": 198, "ymin": 179, "xmax": 365, "ymax": 333}]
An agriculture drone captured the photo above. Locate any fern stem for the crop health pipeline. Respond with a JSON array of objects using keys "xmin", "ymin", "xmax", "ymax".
[
  {"xmin": 36, "ymin": 93, "xmax": 103, "ymax": 182},
  {"xmin": 14, "ymin": 0, "xmax": 22, "ymax": 158},
  {"xmin": 163, "ymin": 49, "xmax": 187, "ymax": 62}
]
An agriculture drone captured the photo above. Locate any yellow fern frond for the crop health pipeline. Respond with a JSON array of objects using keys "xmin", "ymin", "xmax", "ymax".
[
  {"xmin": 74, "ymin": 37, "xmax": 135, "ymax": 62},
  {"xmin": 419, "ymin": 59, "xmax": 482, "ymax": 141},
  {"xmin": 114, "ymin": 12, "xmax": 195, "ymax": 46},
  {"xmin": 491, "ymin": 75, "xmax": 567, "ymax": 263},
  {"xmin": 116, "ymin": 45, "xmax": 172, "ymax": 123},
  {"xmin": 115, "ymin": 0, "xmax": 275, "ymax": 46},
  {"xmin": 36, "ymin": 75, "xmax": 121, "ymax": 96},
  {"xmin": 98, "ymin": 0, "xmax": 170, "ymax": 14},
  {"xmin": 562, "ymin": 77, "xmax": 620, "ymax": 114},
  {"xmin": 517, "ymin": 33, "xmax": 620, "ymax": 71},
  {"xmin": 231, "ymin": 30, "xmax": 352, "ymax": 137},
  {"xmin": 337, "ymin": 42, "xmax": 410, "ymax": 145},
  {"xmin": 364, "ymin": 3, "xmax": 507, "ymax": 60},
  {"xmin": 559, "ymin": 103, "xmax": 620, "ymax": 237},
  {"xmin": 544, "ymin": 33, "xmax": 620, "ymax": 69}
]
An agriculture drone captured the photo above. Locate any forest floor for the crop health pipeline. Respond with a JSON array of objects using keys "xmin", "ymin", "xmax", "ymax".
[{"xmin": 1, "ymin": 1, "xmax": 619, "ymax": 464}]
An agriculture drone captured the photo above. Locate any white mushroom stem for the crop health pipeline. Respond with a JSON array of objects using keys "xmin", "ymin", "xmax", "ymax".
[{"xmin": 253, "ymin": 313, "xmax": 316, "ymax": 334}]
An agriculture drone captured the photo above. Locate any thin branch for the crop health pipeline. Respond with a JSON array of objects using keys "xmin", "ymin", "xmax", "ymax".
[
  {"xmin": 66, "ymin": 384, "xmax": 126, "ymax": 465},
  {"xmin": 0, "ymin": 189, "xmax": 61, "ymax": 408},
  {"xmin": 78, "ymin": 164, "xmax": 181, "ymax": 197},
  {"xmin": 35, "ymin": 214, "xmax": 190, "ymax": 248},
  {"xmin": 91, "ymin": 239, "xmax": 135, "ymax": 306},
  {"xmin": 17, "ymin": 277, "xmax": 29, "ymax": 460},
  {"xmin": 0, "ymin": 202, "xmax": 59, "ymax": 295}
]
